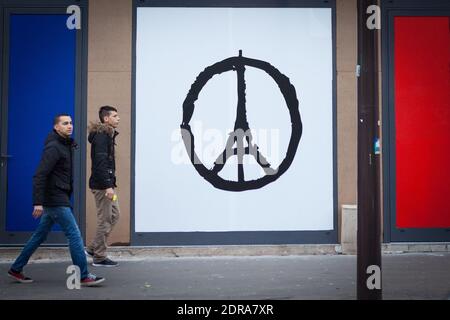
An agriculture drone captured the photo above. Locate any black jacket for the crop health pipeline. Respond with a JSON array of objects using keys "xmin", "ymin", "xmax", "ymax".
[
  {"xmin": 33, "ymin": 130, "xmax": 77, "ymax": 207},
  {"xmin": 88, "ymin": 122, "xmax": 118, "ymax": 189}
]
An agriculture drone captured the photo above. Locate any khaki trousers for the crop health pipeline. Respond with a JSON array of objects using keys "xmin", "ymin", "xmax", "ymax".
[{"xmin": 88, "ymin": 189, "xmax": 120, "ymax": 262}]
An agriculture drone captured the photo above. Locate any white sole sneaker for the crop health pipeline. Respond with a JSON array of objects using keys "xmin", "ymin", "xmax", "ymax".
[
  {"xmin": 92, "ymin": 262, "xmax": 119, "ymax": 267},
  {"xmin": 81, "ymin": 277, "xmax": 105, "ymax": 287}
]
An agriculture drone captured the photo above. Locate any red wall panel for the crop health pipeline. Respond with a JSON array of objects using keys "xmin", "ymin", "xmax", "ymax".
[{"xmin": 395, "ymin": 16, "xmax": 450, "ymax": 228}]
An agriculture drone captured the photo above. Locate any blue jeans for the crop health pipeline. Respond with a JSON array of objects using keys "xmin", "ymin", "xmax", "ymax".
[{"xmin": 11, "ymin": 206, "xmax": 88, "ymax": 279}]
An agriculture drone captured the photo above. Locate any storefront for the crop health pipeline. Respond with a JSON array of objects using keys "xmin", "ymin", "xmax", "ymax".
[{"xmin": 0, "ymin": 0, "xmax": 448, "ymax": 247}]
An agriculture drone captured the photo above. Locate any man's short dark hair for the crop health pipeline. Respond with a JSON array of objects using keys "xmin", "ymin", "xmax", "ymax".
[
  {"xmin": 54, "ymin": 114, "xmax": 71, "ymax": 125},
  {"xmin": 99, "ymin": 105, "xmax": 117, "ymax": 123}
]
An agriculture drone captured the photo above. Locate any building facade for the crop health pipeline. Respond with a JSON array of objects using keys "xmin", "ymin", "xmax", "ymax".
[{"xmin": 0, "ymin": 0, "xmax": 449, "ymax": 248}]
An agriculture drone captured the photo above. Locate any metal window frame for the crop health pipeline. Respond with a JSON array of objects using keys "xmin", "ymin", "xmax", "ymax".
[
  {"xmin": 381, "ymin": 0, "xmax": 450, "ymax": 242},
  {"xmin": 0, "ymin": 0, "xmax": 88, "ymax": 246},
  {"xmin": 131, "ymin": 0, "xmax": 338, "ymax": 245}
]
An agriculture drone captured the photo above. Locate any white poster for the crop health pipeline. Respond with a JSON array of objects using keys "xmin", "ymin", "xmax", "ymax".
[{"xmin": 135, "ymin": 8, "xmax": 334, "ymax": 232}]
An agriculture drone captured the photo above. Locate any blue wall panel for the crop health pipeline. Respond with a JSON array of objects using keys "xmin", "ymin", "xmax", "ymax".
[{"xmin": 6, "ymin": 14, "xmax": 76, "ymax": 231}]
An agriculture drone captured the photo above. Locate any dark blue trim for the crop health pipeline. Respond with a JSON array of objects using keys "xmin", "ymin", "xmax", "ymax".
[
  {"xmin": 0, "ymin": 1, "xmax": 88, "ymax": 245},
  {"xmin": 135, "ymin": 0, "xmax": 333, "ymax": 7}
]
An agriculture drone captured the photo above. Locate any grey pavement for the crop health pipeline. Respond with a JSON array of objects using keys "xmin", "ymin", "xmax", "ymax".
[{"xmin": 1, "ymin": 253, "xmax": 449, "ymax": 300}]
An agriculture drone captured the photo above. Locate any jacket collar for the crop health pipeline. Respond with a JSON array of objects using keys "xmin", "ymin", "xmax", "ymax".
[
  {"xmin": 88, "ymin": 121, "xmax": 118, "ymax": 137},
  {"xmin": 51, "ymin": 130, "xmax": 78, "ymax": 148}
]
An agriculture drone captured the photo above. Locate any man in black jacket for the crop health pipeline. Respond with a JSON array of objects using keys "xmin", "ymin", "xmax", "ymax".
[
  {"xmin": 85, "ymin": 106, "xmax": 120, "ymax": 267},
  {"xmin": 8, "ymin": 115, "xmax": 104, "ymax": 286}
]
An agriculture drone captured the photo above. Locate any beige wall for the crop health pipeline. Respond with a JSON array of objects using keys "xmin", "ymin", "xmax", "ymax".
[
  {"xmin": 86, "ymin": 0, "xmax": 132, "ymax": 245},
  {"xmin": 336, "ymin": 0, "xmax": 358, "ymax": 241},
  {"xmin": 84, "ymin": 0, "xmax": 359, "ymax": 245}
]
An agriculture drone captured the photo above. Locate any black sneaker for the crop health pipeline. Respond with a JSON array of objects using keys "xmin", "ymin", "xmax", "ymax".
[
  {"xmin": 84, "ymin": 249, "xmax": 94, "ymax": 258},
  {"xmin": 92, "ymin": 258, "xmax": 118, "ymax": 267},
  {"xmin": 81, "ymin": 273, "xmax": 105, "ymax": 287},
  {"xmin": 8, "ymin": 269, "xmax": 33, "ymax": 283}
]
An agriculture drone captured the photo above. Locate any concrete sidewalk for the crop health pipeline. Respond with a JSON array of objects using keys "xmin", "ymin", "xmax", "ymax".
[
  {"xmin": 1, "ymin": 253, "xmax": 449, "ymax": 300},
  {"xmin": 1, "ymin": 242, "xmax": 448, "ymax": 262}
]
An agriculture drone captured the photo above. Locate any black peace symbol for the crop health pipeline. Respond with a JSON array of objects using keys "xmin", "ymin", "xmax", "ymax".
[{"xmin": 181, "ymin": 50, "xmax": 302, "ymax": 192}]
